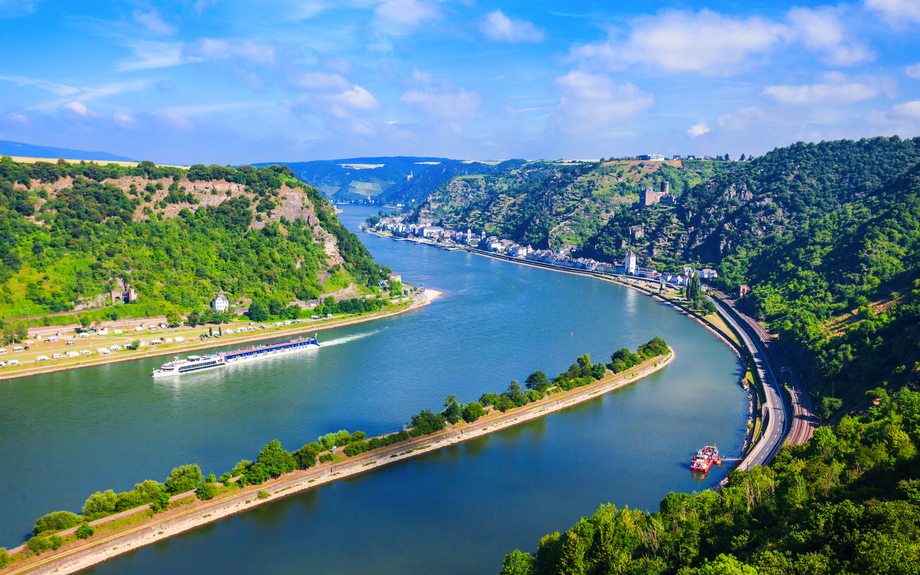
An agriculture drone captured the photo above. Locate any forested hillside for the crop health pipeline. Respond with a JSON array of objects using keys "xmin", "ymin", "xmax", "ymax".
[
  {"xmin": 585, "ymin": 137, "xmax": 920, "ymax": 277},
  {"xmin": 501, "ymin": 387, "xmax": 920, "ymax": 575},
  {"xmin": 0, "ymin": 157, "xmax": 388, "ymax": 320},
  {"xmin": 738, "ymin": 162, "xmax": 920, "ymax": 410},
  {"xmin": 409, "ymin": 159, "xmax": 723, "ymax": 249}
]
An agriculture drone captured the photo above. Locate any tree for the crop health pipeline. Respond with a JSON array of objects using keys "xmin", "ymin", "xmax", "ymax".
[
  {"xmin": 506, "ymin": 380, "xmax": 525, "ymax": 406},
  {"xmin": 293, "ymin": 444, "xmax": 319, "ymax": 469},
  {"xmin": 248, "ymin": 300, "xmax": 268, "ymax": 322},
  {"xmin": 256, "ymin": 440, "xmax": 295, "ymax": 478},
  {"xmin": 196, "ymin": 482, "xmax": 217, "ymax": 500},
  {"xmin": 186, "ymin": 311, "xmax": 200, "ymax": 327},
  {"xmin": 501, "ymin": 549, "xmax": 535, "ymax": 575},
  {"xmin": 33, "ymin": 511, "xmax": 81, "ymax": 535},
  {"xmin": 165, "ymin": 464, "xmax": 203, "ymax": 494},
  {"xmin": 165, "ymin": 311, "xmax": 181, "ymax": 326},
  {"xmin": 442, "ymin": 395, "xmax": 462, "ymax": 424},
  {"xmin": 82, "ymin": 490, "xmax": 118, "ymax": 520},
  {"xmin": 75, "ymin": 524, "xmax": 94, "ymax": 539},
  {"xmin": 462, "ymin": 401, "xmax": 485, "ymax": 423},
  {"xmin": 525, "ymin": 371, "xmax": 550, "ymax": 392},
  {"xmin": 244, "ymin": 462, "xmax": 269, "ymax": 485}
]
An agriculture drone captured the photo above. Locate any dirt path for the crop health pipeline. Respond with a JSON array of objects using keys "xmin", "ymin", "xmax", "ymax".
[{"xmin": 7, "ymin": 349, "xmax": 673, "ymax": 575}]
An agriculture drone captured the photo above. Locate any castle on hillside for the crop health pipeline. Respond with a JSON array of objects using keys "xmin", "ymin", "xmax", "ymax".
[{"xmin": 639, "ymin": 181, "xmax": 676, "ymax": 207}]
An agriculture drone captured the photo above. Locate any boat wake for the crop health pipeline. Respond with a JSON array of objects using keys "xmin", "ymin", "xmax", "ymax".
[{"xmin": 320, "ymin": 330, "xmax": 381, "ymax": 347}]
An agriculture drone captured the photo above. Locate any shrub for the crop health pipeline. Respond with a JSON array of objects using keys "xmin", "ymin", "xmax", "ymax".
[
  {"xmin": 462, "ymin": 402, "xmax": 485, "ymax": 423},
  {"xmin": 0, "ymin": 548, "xmax": 9, "ymax": 569},
  {"xmin": 219, "ymin": 472, "xmax": 233, "ymax": 484},
  {"xmin": 165, "ymin": 464, "xmax": 203, "ymax": 494},
  {"xmin": 150, "ymin": 492, "xmax": 170, "ymax": 513},
  {"xmin": 33, "ymin": 510, "xmax": 81, "ymax": 535},
  {"xmin": 48, "ymin": 536, "xmax": 64, "ymax": 550},
  {"xmin": 75, "ymin": 524, "xmax": 94, "ymax": 539},
  {"xmin": 257, "ymin": 490, "xmax": 270, "ymax": 500},
  {"xmin": 196, "ymin": 482, "xmax": 217, "ymax": 500},
  {"xmin": 26, "ymin": 536, "xmax": 52, "ymax": 555},
  {"xmin": 82, "ymin": 490, "xmax": 118, "ymax": 521},
  {"xmin": 343, "ymin": 441, "xmax": 370, "ymax": 457},
  {"xmin": 319, "ymin": 453, "xmax": 334, "ymax": 463}
]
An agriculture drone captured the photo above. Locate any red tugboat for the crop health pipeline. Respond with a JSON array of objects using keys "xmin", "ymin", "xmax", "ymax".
[{"xmin": 690, "ymin": 445, "xmax": 722, "ymax": 474}]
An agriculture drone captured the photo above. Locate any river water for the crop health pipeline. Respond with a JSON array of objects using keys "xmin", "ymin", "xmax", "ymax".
[{"xmin": 0, "ymin": 206, "xmax": 747, "ymax": 573}]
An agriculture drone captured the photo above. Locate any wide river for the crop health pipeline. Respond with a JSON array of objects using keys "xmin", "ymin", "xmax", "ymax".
[{"xmin": 0, "ymin": 206, "xmax": 747, "ymax": 573}]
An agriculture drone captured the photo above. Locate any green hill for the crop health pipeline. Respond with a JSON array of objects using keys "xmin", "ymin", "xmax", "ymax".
[{"xmin": 0, "ymin": 157, "xmax": 388, "ymax": 321}]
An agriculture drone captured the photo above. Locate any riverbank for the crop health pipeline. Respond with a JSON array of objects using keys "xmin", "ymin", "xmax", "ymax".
[
  {"xmin": 0, "ymin": 290, "xmax": 442, "ymax": 382},
  {"xmin": 6, "ymin": 348, "xmax": 673, "ymax": 575}
]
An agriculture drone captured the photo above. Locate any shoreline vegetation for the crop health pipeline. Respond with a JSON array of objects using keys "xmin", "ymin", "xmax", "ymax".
[
  {"xmin": 0, "ymin": 289, "xmax": 441, "ymax": 381},
  {"xmin": 1, "ymin": 340, "xmax": 674, "ymax": 575}
]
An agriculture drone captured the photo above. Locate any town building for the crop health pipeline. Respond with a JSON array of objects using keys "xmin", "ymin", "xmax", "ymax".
[
  {"xmin": 625, "ymin": 251, "xmax": 637, "ymax": 275},
  {"xmin": 211, "ymin": 294, "xmax": 230, "ymax": 312},
  {"xmin": 737, "ymin": 285, "xmax": 751, "ymax": 298},
  {"xmin": 637, "ymin": 154, "xmax": 665, "ymax": 161}
]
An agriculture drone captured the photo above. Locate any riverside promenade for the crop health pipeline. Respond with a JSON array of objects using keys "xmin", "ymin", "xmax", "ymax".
[{"xmin": 7, "ymin": 349, "xmax": 674, "ymax": 575}]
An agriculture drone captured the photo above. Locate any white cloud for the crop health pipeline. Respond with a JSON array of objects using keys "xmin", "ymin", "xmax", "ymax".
[
  {"xmin": 291, "ymin": 71, "xmax": 351, "ymax": 92},
  {"xmin": 7, "ymin": 112, "xmax": 27, "ymax": 123},
  {"xmin": 480, "ymin": 10, "xmax": 544, "ymax": 43},
  {"xmin": 400, "ymin": 87, "xmax": 482, "ymax": 120},
  {"xmin": 62, "ymin": 101, "xmax": 89, "ymax": 116},
  {"xmin": 907, "ymin": 63, "xmax": 920, "ymax": 79},
  {"xmin": 551, "ymin": 71, "xmax": 653, "ymax": 134},
  {"xmin": 133, "ymin": 9, "xmax": 177, "ymax": 36},
  {"xmin": 284, "ymin": 83, "xmax": 380, "ymax": 120},
  {"xmin": 687, "ymin": 123, "xmax": 710, "ymax": 138},
  {"xmin": 762, "ymin": 72, "xmax": 896, "ymax": 105},
  {"xmin": 786, "ymin": 6, "xmax": 874, "ymax": 66},
  {"xmin": 184, "ymin": 38, "xmax": 276, "ymax": 65},
  {"xmin": 159, "ymin": 110, "xmax": 194, "ymax": 130},
  {"xmin": 892, "ymin": 101, "xmax": 920, "ymax": 119},
  {"xmin": 113, "ymin": 112, "xmax": 137, "ymax": 126},
  {"xmin": 864, "ymin": 0, "xmax": 920, "ymax": 27},
  {"xmin": 0, "ymin": 74, "xmax": 78, "ymax": 97},
  {"xmin": 373, "ymin": 0, "xmax": 440, "ymax": 27},
  {"xmin": 568, "ymin": 9, "xmax": 787, "ymax": 76},
  {"xmin": 115, "ymin": 40, "xmax": 184, "ymax": 71},
  {"xmin": 718, "ymin": 107, "xmax": 768, "ymax": 130}
]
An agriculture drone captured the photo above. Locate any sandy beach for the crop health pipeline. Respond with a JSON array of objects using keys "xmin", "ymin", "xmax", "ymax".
[{"xmin": 7, "ymin": 347, "xmax": 671, "ymax": 575}]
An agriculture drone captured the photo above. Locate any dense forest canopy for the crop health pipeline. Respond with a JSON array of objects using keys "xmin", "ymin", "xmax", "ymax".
[{"xmin": 0, "ymin": 157, "xmax": 388, "ymax": 319}]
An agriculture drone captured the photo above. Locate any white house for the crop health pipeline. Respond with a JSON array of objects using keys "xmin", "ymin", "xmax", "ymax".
[
  {"xmin": 700, "ymin": 268, "xmax": 718, "ymax": 280},
  {"xmin": 212, "ymin": 294, "xmax": 230, "ymax": 312}
]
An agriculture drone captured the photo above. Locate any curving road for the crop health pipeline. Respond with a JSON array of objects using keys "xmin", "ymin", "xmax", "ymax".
[{"xmin": 711, "ymin": 297, "xmax": 789, "ymax": 469}]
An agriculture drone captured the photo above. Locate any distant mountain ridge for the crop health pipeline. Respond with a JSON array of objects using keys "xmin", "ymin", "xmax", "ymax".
[
  {"xmin": 0, "ymin": 139, "xmax": 135, "ymax": 162},
  {"xmin": 255, "ymin": 156, "xmax": 513, "ymax": 207},
  {"xmin": 254, "ymin": 156, "xmax": 449, "ymax": 204}
]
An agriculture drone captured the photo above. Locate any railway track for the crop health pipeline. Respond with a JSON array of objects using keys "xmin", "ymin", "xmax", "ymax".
[{"xmin": 714, "ymin": 291, "xmax": 816, "ymax": 447}]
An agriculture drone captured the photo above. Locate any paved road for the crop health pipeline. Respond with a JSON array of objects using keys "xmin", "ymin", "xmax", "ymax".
[{"xmin": 711, "ymin": 297, "xmax": 788, "ymax": 469}]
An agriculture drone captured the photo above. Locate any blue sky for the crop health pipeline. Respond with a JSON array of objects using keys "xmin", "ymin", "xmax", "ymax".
[{"xmin": 0, "ymin": 0, "xmax": 918, "ymax": 164}]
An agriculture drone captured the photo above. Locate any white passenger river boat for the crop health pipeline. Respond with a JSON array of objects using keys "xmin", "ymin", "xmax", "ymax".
[{"xmin": 152, "ymin": 336, "xmax": 320, "ymax": 377}]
